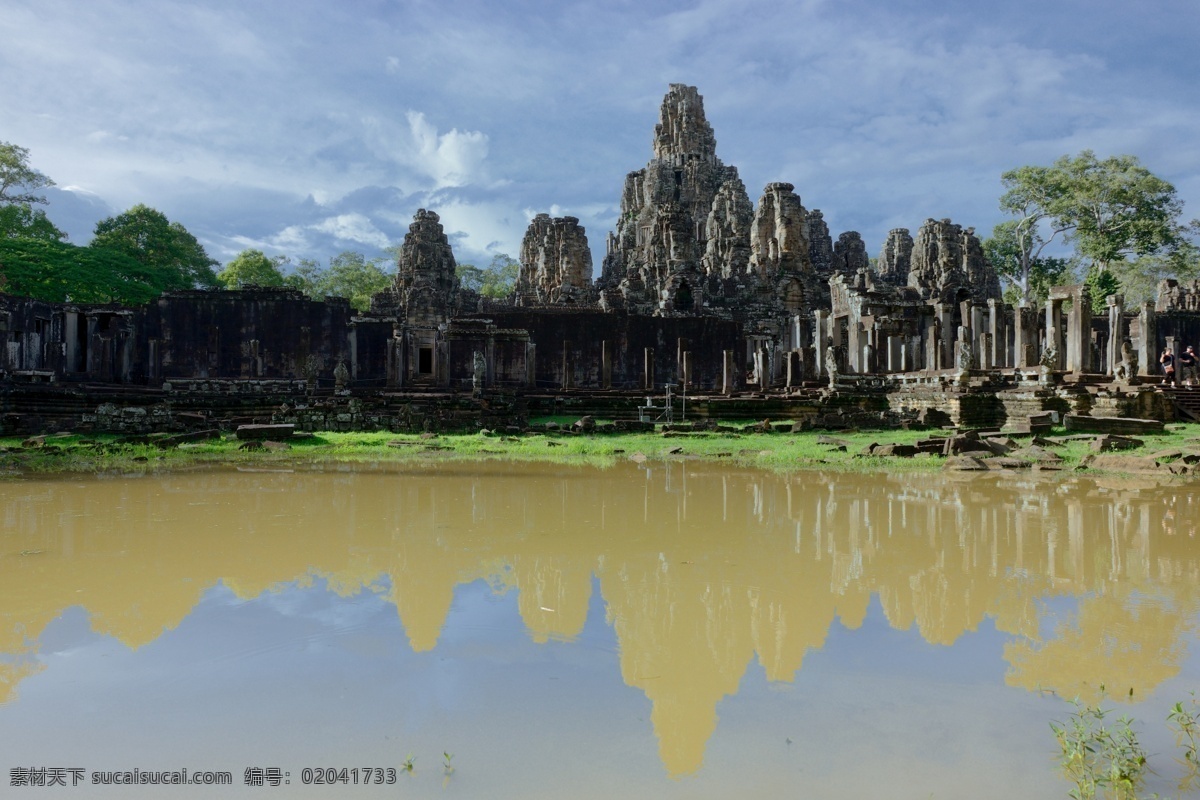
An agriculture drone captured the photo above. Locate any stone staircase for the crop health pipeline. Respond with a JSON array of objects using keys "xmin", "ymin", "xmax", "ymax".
[{"xmin": 1161, "ymin": 386, "xmax": 1200, "ymax": 421}]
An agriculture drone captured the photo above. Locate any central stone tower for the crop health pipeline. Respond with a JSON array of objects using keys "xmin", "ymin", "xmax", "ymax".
[{"xmin": 598, "ymin": 84, "xmax": 747, "ymax": 313}]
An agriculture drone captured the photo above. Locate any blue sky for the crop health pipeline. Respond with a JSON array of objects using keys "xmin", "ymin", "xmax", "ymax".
[{"xmin": 3, "ymin": 0, "xmax": 1198, "ymax": 272}]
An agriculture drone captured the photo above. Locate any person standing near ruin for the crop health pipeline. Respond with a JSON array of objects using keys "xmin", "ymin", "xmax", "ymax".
[
  {"xmin": 1160, "ymin": 346, "xmax": 1176, "ymax": 385},
  {"xmin": 1179, "ymin": 345, "xmax": 1197, "ymax": 387}
]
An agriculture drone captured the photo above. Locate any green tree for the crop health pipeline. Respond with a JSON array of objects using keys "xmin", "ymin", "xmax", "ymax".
[
  {"xmin": 322, "ymin": 251, "xmax": 392, "ymax": 312},
  {"xmin": 479, "ymin": 253, "xmax": 519, "ymax": 298},
  {"xmin": 455, "ymin": 263, "xmax": 486, "ymax": 293},
  {"xmin": 0, "ymin": 141, "xmax": 54, "ymax": 205},
  {"xmin": 1053, "ymin": 151, "xmax": 1186, "ymax": 273},
  {"xmin": 984, "ymin": 221, "xmax": 1074, "ymax": 306},
  {"xmin": 0, "ymin": 238, "xmax": 159, "ymax": 304},
  {"xmin": 0, "ymin": 141, "xmax": 67, "ymax": 241},
  {"xmin": 282, "ymin": 257, "xmax": 324, "ymax": 296},
  {"xmin": 216, "ymin": 249, "xmax": 287, "ymax": 288},
  {"xmin": 998, "ymin": 151, "xmax": 1193, "ymax": 303},
  {"xmin": 1111, "ymin": 225, "xmax": 1200, "ymax": 306},
  {"xmin": 457, "ymin": 254, "xmax": 518, "ymax": 298},
  {"xmin": 1083, "ymin": 266, "xmax": 1122, "ymax": 313},
  {"xmin": 91, "ymin": 204, "xmax": 219, "ymax": 291},
  {"xmin": 281, "ymin": 252, "xmax": 392, "ymax": 312},
  {"xmin": 0, "ymin": 203, "xmax": 66, "ymax": 242}
]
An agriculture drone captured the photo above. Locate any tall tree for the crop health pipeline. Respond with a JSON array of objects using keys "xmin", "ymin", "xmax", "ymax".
[
  {"xmin": 0, "ymin": 141, "xmax": 67, "ymax": 242},
  {"xmin": 216, "ymin": 249, "xmax": 287, "ymax": 288},
  {"xmin": 0, "ymin": 203, "xmax": 67, "ymax": 242},
  {"xmin": 91, "ymin": 204, "xmax": 219, "ymax": 291},
  {"xmin": 998, "ymin": 151, "xmax": 1191, "ymax": 304},
  {"xmin": 322, "ymin": 251, "xmax": 392, "ymax": 312},
  {"xmin": 0, "ymin": 141, "xmax": 54, "ymax": 205},
  {"xmin": 983, "ymin": 220, "xmax": 1073, "ymax": 306},
  {"xmin": 478, "ymin": 253, "xmax": 519, "ymax": 298},
  {"xmin": 997, "ymin": 168, "xmax": 1074, "ymax": 305},
  {"xmin": 281, "ymin": 252, "xmax": 392, "ymax": 312},
  {"xmin": 1054, "ymin": 151, "xmax": 1185, "ymax": 273},
  {"xmin": 0, "ymin": 238, "xmax": 159, "ymax": 304}
]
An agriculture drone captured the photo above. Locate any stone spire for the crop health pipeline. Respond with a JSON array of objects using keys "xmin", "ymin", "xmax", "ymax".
[
  {"xmin": 832, "ymin": 231, "xmax": 869, "ymax": 277},
  {"xmin": 394, "ymin": 208, "xmax": 460, "ymax": 324},
  {"xmin": 805, "ymin": 209, "xmax": 835, "ymax": 280},
  {"xmin": 653, "ymin": 84, "xmax": 718, "ymax": 161},
  {"xmin": 750, "ymin": 183, "xmax": 811, "ymax": 281},
  {"xmin": 701, "ymin": 171, "xmax": 753, "ymax": 279},
  {"xmin": 877, "ymin": 228, "xmax": 913, "ymax": 286},
  {"xmin": 599, "ymin": 84, "xmax": 739, "ymax": 312},
  {"xmin": 907, "ymin": 218, "xmax": 1001, "ymax": 304},
  {"xmin": 515, "ymin": 214, "xmax": 594, "ymax": 305}
]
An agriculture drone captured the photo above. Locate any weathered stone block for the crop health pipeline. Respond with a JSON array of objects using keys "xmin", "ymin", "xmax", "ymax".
[
  {"xmin": 1063, "ymin": 414, "xmax": 1164, "ymax": 434},
  {"xmin": 235, "ymin": 424, "xmax": 296, "ymax": 440}
]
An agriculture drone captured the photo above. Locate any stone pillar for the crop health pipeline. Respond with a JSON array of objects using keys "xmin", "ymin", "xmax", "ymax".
[
  {"xmin": 792, "ymin": 314, "xmax": 805, "ymax": 352},
  {"xmin": 847, "ymin": 321, "xmax": 861, "ymax": 374},
  {"xmin": 1137, "ymin": 302, "xmax": 1156, "ymax": 377},
  {"xmin": 1065, "ymin": 287, "xmax": 1091, "ymax": 373},
  {"xmin": 987, "ymin": 299, "xmax": 1004, "ymax": 368},
  {"xmin": 1013, "ymin": 305, "xmax": 1027, "ymax": 368},
  {"xmin": 387, "ymin": 329, "xmax": 405, "ymax": 387},
  {"xmin": 644, "ymin": 347, "xmax": 655, "ymax": 390},
  {"xmin": 526, "ymin": 342, "xmax": 536, "ymax": 387},
  {"xmin": 485, "ymin": 335, "xmax": 496, "ymax": 388},
  {"xmin": 956, "ymin": 325, "xmax": 972, "ymax": 370},
  {"xmin": 813, "ymin": 310, "xmax": 828, "ymax": 378},
  {"xmin": 722, "ymin": 350, "xmax": 734, "ymax": 395},
  {"xmin": 925, "ymin": 319, "xmax": 940, "ymax": 371},
  {"xmin": 1106, "ymin": 295, "xmax": 1124, "ymax": 376},
  {"xmin": 886, "ymin": 335, "xmax": 901, "ymax": 373},
  {"xmin": 561, "ymin": 340, "xmax": 572, "ymax": 390},
  {"xmin": 1044, "ymin": 300, "xmax": 1064, "ymax": 370},
  {"xmin": 147, "ymin": 339, "xmax": 160, "ymax": 381},
  {"xmin": 681, "ymin": 351, "xmax": 692, "ymax": 389},
  {"xmin": 935, "ymin": 303, "xmax": 954, "ymax": 369},
  {"xmin": 437, "ymin": 339, "xmax": 450, "ymax": 387},
  {"xmin": 978, "ymin": 333, "xmax": 992, "ymax": 370},
  {"xmin": 970, "ymin": 305, "xmax": 985, "ymax": 347},
  {"xmin": 601, "ymin": 340, "xmax": 612, "ymax": 389},
  {"xmin": 785, "ymin": 351, "xmax": 800, "ymax": 387},
  {"xmin": 64, "ymin": 312, "xmax": 79, "ymax": 373}
]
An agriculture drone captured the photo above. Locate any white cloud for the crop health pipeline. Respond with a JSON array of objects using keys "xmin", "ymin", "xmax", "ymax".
[
  {"xmin": 311, "ymin": 213, "xmax": 391, "ymax": 248},
  {"xmin": 4, "ymin": 0, "xmax": 1198, "ymax": 275}
]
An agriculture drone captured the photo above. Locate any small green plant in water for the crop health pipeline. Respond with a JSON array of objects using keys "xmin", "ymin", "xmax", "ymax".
[
  {"xmin": 1167, "ymin": 693, "xmax": 1200, "ymax": 794},
  {"xmin": 442, "ymin": 751, "xmax": 454, "ymax": 775},
  {"xmin": 1050, "ymin": 690, "xmax": 1147, "ymax": 800},
  {"xmin": 401, "ymin": 754, "xmax": 415, "ymax": 774}
]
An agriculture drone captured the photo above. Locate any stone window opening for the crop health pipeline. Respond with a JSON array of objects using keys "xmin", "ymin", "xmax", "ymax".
[
  {"xmin": 674, "ymin": 281, "xmax": 694, "ymax": 312},
  {"xmin": 418, "ymin": 346, "xmax": 434, "ymax": 375}
]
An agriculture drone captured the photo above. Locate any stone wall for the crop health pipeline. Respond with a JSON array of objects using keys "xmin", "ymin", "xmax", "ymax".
[{"xmin": 146, "ymin": 288, "xmax": 354, "ymax": 383}]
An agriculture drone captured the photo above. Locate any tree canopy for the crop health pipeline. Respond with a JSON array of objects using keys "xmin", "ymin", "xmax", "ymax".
[
  {"xmin": 983, "ymin": 220, "xmax": 1073, "ymax": 306},
  {"xmin": 0, "ymin": 203, "xmax": 66, "ymax": 242},
  {"xmin": 996, "ymin": 151, "xmax": 1195, "ymax": 306},
  {"xmin": 216, "ymin": 249, "xmax": 287, "ymax": 288},
  {"xmin": 0, "ymin": 141, "xmax": 54, "ymax": 206},
  {"xmin": 456, "ymin": 253, "xmax": 519, "ymax": 299},
  {"xmin": 91, "ymin": 204, "xmax": 220, "ymax": 291},
  {"xmin": 282, "ymin": 251, "xmax": 393, "ymax": 312},
  {"xmin": 0, "ymin": 238, "xmax": 159, "ymax": 305},
  {"xmin": 0, "ymin": 141, "xmax": 67, "ymax": 242}
]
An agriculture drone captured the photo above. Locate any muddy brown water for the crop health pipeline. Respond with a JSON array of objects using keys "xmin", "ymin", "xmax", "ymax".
[{"xmin": 2, "ymin": 462, "xmax": 1198, "ymax": 798}]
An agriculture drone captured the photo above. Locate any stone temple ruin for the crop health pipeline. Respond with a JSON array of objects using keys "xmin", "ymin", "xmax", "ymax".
[{"xmin": 2, "ymin": 84, "xmax": 1199, "ymax": 433}]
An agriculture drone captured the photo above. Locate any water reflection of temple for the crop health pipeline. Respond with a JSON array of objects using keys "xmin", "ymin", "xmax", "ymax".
[{"xmin": 1, "ymin": 465, "xmax": 1198, "ymax": 775}]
